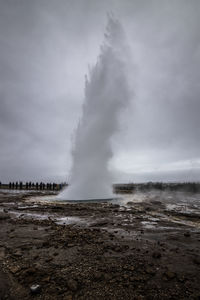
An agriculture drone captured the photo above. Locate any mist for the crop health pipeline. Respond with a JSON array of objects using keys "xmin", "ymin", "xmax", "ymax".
[{"xmin": 59, "ymin": 17, "xmax": 130, "ymax": 200}]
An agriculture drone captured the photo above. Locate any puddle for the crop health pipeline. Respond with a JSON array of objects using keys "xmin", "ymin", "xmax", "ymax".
[
  {"xmin": 56, "ymin": 216, "xmax": 86, "ymax": 225},
  {"xmin": 6, "ymin": 210, "xmax": 88, "ymax": 227},
  {"xmin": 147, "ymin": 216, "xmax": 160, "ymax": 222},
  {"xmin": 17, "ymin": 205, "xmax": 39, "ymax": 210},
  {"xmin": 105, "ymin": 227, "xmax": 139, "ymax": 239},
  {"xmin": 28, "ymin": 195, "xmax": 58, "ymax": 203},
  {"xmin": 167, "ymin": 216, "xmax": 200, "ymax": 229},
  {"xmin": 0, "ymin": 189, "xmax": 29, "ymax": 194},
  {"xmin": 1, "ymin": 202, "xmax": 16, "ymax": 206},
  {"xmin": 148, "ymin": 211, "xmax": 200, "ymax": 230},
  {"xmin": 141, "ymin": 221, "xmax": 157, "ymax": 229},
  {"xmin": 166, "ymin": 203, "xmax": 200, "ymax": 215},
  {"xmin": 9, "ymin": 211, "xmax": 49, "ymax": 220}
]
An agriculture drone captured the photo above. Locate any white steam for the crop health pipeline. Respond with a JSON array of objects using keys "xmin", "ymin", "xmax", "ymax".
[{"xmin": 59, "ymin": 17, "xmax": 130, "ymax": 200}]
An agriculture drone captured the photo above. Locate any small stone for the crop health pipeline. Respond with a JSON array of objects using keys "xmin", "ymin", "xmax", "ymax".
[
  {"xmin": 193, "ymin": 256, "xmax": 200, "ymax": 265},
  {"xmin": 10, "ymin": 265, "xmax": 21, "ymax": 274},
  {"xmin": 152, "ymin": 252, "xmax": 161, "ymax": 259},
  {"xmin": 41, "ymin": 276, "xmax": 50, "ymax": 283},
  {"xmin": 30, "ymin": 284, "xmax": 41, "ymax": 294},
  {"xmin": 0, "ymin": 247, "xmax": 5, "ymax": 259},
  {"xmin": 45, "ymin": 257, "xmax": 53, "ymax": 262},
  {"xmin": 94, "ymin": 272, "xmax": 103, "ymax": 280},
  {"xmin": 115, "ymin": 246, "xmax": 121, "ymax": 252},
  {"xmin": 135, "ymin": 296, "xmax": 145, "ymax": 300},
  {"xmin": 14, "ymin": 250, "xmax": 22, "ymax": 257},
  {"xmin": 67, "ymin": 279, "xmax": 78, "ymax": 291},
  {"xmin": 102, "ymin": 273, "xmax": 111, "ymax": 281},
  {"xmin": 165, "ymin": 271, "xmax": 176, "ymax": 280},
  {"xmin": 178, "ymin": 275, "xmax": 185, "ymax": 283},
  {"xmin": 65, "ymin": 296, "xmax": 72, "ymax": 300},
  {"xmin": 184, "ymin": 232, "xmax": 191, "ymax": 237},
  {"xmin": 25, "ymin": 267, "xmax": 37, "ymax": 276},
  {"xmin": 42, "ymin": 241, "xmax": 50, "ymax": 247},
  {"xmin": 145, "ymin": 267, "xmax": 156, "ymax": 275},
  {"xmin": 0, "ymin": 213, "xmax": 10, "ymax": 220}
]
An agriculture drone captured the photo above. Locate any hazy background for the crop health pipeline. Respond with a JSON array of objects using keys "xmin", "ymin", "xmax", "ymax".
[{"xmin": 0, "ymin": 0, "xmax": 200, "ymax": 183}]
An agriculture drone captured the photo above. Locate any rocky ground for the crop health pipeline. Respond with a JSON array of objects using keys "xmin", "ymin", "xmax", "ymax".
[{"xmin": 0, "ymin": 190, "xmax": 200, "ymax": 299}]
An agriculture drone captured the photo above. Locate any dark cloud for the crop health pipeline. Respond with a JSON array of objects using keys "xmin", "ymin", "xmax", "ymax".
[{"xmin": 0, "ymin": 0, "xmax": 200, "ymax": 183}]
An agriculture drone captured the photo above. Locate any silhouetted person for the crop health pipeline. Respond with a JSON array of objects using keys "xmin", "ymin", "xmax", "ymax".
[
  {"xmin": 39, "ymin": 182, "xmax": 42, "ymax": 190},
  {"xmin": 20, "ymin": 182, "xmax": 23, "ymax": 189},
  {"xmin": 36, "ymin": 182, "xmax": 38, "ymax": 190},
  {"xmin": 12, "ymin": 182, "xmax": 14, "ymax": 189},
  {"xmin": 26, "ymin": 182, "xmax": 28, "ymax": 189},
  {"xmin": 49, "ymin": 183, "xmax": 52, "ymax": 190},
  {"xmin": 16, "ymin": 182, "xmax": 18, "ymax": 189},
  {"xmin": 9, "ymin": 182, "xmax": 11, "ymax": 189}
]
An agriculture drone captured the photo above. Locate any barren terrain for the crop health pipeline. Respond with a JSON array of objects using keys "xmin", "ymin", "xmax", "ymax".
[{"xmin": 0, "ymin": 189, "xmax": 200, "ymax": 299}]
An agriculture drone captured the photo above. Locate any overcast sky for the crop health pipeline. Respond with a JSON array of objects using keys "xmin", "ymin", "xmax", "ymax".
[{"xmin": 0, "ymin": 0, "xmax": 200, "ymax": 183}]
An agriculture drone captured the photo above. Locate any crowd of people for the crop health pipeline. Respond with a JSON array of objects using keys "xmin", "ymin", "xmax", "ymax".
[{"xmin": 0, "ymin": 181, "xmax": 67, "ymax": 190}]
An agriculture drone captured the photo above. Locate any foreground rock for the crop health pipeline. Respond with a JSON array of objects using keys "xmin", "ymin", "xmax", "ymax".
[{"xmin": 0, "ymin": 190, "xmax": 199, "ymax": 299}]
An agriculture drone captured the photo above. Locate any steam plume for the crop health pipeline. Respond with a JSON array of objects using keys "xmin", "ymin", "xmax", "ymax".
[{"xmin": 59, "ymin": 16, "xmax": 130, "ymax": 200}]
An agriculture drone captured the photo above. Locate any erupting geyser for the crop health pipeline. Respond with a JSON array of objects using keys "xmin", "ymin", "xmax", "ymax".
[{"xmin": 58, "ymin": 16, "xmax": 130, "ymax": 200}]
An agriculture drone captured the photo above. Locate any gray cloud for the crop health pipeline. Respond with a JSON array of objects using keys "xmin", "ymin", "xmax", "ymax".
[{"xmin": 0, "ymin": 0, "xmax": 200, "ymax": 183}]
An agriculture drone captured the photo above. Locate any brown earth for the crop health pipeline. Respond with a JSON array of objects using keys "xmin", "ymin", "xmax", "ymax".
[{"xmin": 0, "ymin": 190, "xmax": 200, "ymax": 299}]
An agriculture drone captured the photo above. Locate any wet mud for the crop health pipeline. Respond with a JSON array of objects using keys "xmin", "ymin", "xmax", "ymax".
[{"xmin": 0, "ymin": 190, "xmax": 200, "ymax": 299}]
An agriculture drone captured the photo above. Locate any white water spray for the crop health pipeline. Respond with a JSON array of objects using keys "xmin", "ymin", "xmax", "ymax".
[{"xmin": 59, "ymin": 17, "xmax": 130, "ymax": 200}]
